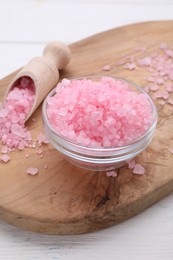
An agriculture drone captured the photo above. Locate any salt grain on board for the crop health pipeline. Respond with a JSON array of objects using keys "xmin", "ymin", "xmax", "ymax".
[
  {"xmin": 0, "ymin": 77, "xmax": 34, "ymax": 150},
  {"xmin": 26, "ymin": 167, "xmax": 38, "ymax": 175},
  {"xmin": 103, "ymin": 65, "xmax": 111, "ymax": 71},
  {"xmin": 0, "ymin": 154, "xmax": 10, "ymax": 163},
  {"xmin": 128, "ymin": 160, "xmax": 136, "ymax": 169},
  {"xmin": 106, "ymin": 171, "xmax": 118, "ymax": 177},
  {"xmin": 169, "ymin": 147, "xmax": 173, "ymax": 154},
  {"xmin": 133, "ymin": 164, "xmax": 145, "ymax": 175}
]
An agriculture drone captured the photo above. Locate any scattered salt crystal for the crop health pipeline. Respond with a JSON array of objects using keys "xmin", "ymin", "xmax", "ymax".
[
  {"xmin": 138, "ymin": 57, "xmax": 151, "ymax": 66},
  {"xmin": 36, "ymin": 149, "xmax": 43, "ymax": 155},
  {"xmin": 128, "ymin": 160, "xmax": 136, "ymax": 169},
  {"xmin": 164, "ymin": 49, "xmax": 173, "ymax": 58},
  {"xmin": 157, "ymin": 78, "xmax": 164, "ymax": 85},
  {"xmin": 103, "ymin": 65, "xmax": 111, "ymax": 71},
  {"xmin": 133, "ymin": 164, "xmax": 145, "ymax": 175},
  {"xmin": 26, "ymin": 167, "xmax": 38, "ymax": 175},
  {"xmin": 154, "ymin": 91, "xmax": 169, "ymax": 100},
  {"xmin": 0, "ymin": 154, "xmax": 11, "ymax": 163},
  {"xmin": 32, "ymin": 118, "xmax": 36, "ymax": 122},
  {"xmin": 25, "ymin": 154, "xmax": 30, "ymax": 158},
  {"xmin": 165, "ymin": 85, "xmax": 173, "ymax": 93},
  {"xmin": 167, "ymin": 99, "xmax": 173, "ymax": 105},
  {"xmin": 149, "ymin": 85, "xmax": 159, "ymax": 92},
  {"xmin": 159, "ymin": 100, "xmax": 166, "ymax": 106},
  {"xmin": 44, "ymin": 165, "xmax": 48, "ymax": 169},
  {"xmin": 124, "ymin": 62, "xmax": 136, "ymax": 70},
  {"xmin": 106, "ymin": 171, "xmax": 118, "ymax": 177},
  {"xmin": 169, "ymin": 147, "xmax": 173, "ymax": 154},
  {"xmin": 1, "ymin": 146, "xmax": 10, "ymax": 154}
]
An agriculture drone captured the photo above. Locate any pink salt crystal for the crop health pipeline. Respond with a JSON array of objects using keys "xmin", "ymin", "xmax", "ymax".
[
  {"xmin": 160, "ymin": 42, "xmax": 168, "ymax": 50},
  {"xmin": 168, "ymin": 74, "xmax": 173, "ymax": 81},
  {"xmin": 165, "ymin": 85, "xmax": 173, "ymax": 93},
  {"xmin": 167, "ymin": 99, "xmax": 173, "ymax": 105},
  {"xmin": 128, "ymin": 160, "xmax": 136, "ymax": 169},
  {"xmin": 164, "ymin": 49, "xmax": 173, "ymax": 58},
  {"xmin": 32, "ymin": 118, "xmax": 36, "ymax": 122},
  {"xmin": 44, "ymin": 165, "xmax": 48, "ymax": 169},
  {"xmin": 39, "ymin": 155, "xmax": 43, "ymax": 158},
  {"xmin": 169, "ymin": 147, "xmax": 173, "ymax": 154},
  {"xmin": 106, "ymin": 171, "xmax": 117, "ymax": 177},
  {"xmin": 156, "ymin": 78, "xmax": 164, "ymax": 85},
  {"xmin": 26, "ymin": 167, "xmax": 38, "ymax": 175},
  {"xmin": 124, "ymin": 62, "xmax": 136, "ymax": 70},
  {"xmin": 103, "ymin": 65, "xmax": 111, "ymax": 71},
  {"xmin": 36, "ymin": 149, "xmax": 43, "ymax": 155},
  {"xmin": 1, "ymin": 146, "xmax": 10, "ymax": 154},
  {"xmin": 0, "ymin": 109, "xmax": 9, "ymax": 118},
  {"xmin": 133, "ymin": 164, "xmax": 145, "ymax": 175},
  {"xmin": 154, "ymin": 91, "xmax": 169, "ymax": 100},
  {"xmin": 149, "ymin": 85, "xmax": 159, "ymax": 92},
  {"xmin": 11, "ymin": 124, "xmax": 26, "ymax": 138},
  {"xmin": 0, "ymin": 154, "xmax": 10, "ymax": 163},
  {"xmin": 138, "ymin": 57, "xmax": 151, "ymax": 66},
  {"xmin": 25, "ymin": 154, "xmax": 30, "ymax": 158},
  {"xmin": 159, "ymin": 100, "xmax": 166, "ymax": 106}
]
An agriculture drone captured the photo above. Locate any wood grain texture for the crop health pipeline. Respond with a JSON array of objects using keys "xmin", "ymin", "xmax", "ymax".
[{"xmin": 0, "ymin": 21, "xmax": 173, "ymax": 235}]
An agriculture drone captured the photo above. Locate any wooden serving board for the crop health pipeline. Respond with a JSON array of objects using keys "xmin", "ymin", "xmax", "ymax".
[{"xmin": 0, "ymin": 21, "xmax": 173, "ymax": 235}]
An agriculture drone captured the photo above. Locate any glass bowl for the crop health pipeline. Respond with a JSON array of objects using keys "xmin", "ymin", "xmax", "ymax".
[{"xmin": 42, "ymin": 76, "xmax": 158, "ymax": 171}]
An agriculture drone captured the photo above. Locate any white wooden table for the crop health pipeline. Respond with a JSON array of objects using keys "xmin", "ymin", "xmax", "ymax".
[{"xmin": 0, "ymin": 1, "xmax": 173, "ymax": 259}]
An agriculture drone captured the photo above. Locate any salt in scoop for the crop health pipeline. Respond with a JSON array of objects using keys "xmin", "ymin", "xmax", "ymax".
[{"xmin": 4, "ymin": 41, "xmax": 71, "ymax": 121}]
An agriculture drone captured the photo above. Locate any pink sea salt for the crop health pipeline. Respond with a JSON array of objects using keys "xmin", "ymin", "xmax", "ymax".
[
  {"xmin": 149, "ymin": 85, "xmax": 159, "ymax": 92},
  {"xmin": 133, "ymin": 163, "xmax": 145, "ymax": 175},
  {"xmin": 124, "ymin": 62, "xmax": 136, "ymax": 70},
  {"xmin": 0, "ymin": 77, "xmax": 35, "ymax": 149},
  {"xmin": 26, "ymin": 167, "xmax": 38, "ymax": 175},
  {"xmin": 103, "ymin": 65, "xmax": 111, "ymax": 71},
  {"xmin": 36, "ymin": 149, "xmax": 43, "ymax": 155},
  {"xmin": 106, "ymin": 171, "xmax": 118, "ymax": 177},
  {"xmin": 47, "ymin": 77, "xmax": 153, "ymax": 148},
  {"xmin": 167, "ymin": 99, "xmax": 173, "ymax": 105},
  {"xmin": 169, "ymin": 147, "xmax": 173, "ymax": 154},
  {"xmin": 0, "ymin": 154, "xmax": 10, "ymax": 163},
  {"xmin": 128, "ymin": 160, "xmax": 136, "ymax": 169}
]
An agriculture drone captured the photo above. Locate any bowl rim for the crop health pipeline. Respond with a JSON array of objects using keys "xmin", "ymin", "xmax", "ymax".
[{"xmin": 42, "ymin": 75, "xmax": 158, "ymax": 152}]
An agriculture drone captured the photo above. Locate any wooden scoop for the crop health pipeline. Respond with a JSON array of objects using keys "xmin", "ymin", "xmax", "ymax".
[{"xmin": 4, "ymin": 41, "xmax": 71, "ymax": 121}]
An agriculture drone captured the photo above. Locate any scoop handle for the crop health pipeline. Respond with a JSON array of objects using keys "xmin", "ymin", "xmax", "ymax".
[{"xmin": 43, "ymin": 41, "xmax": 71, "ymax": 70}]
